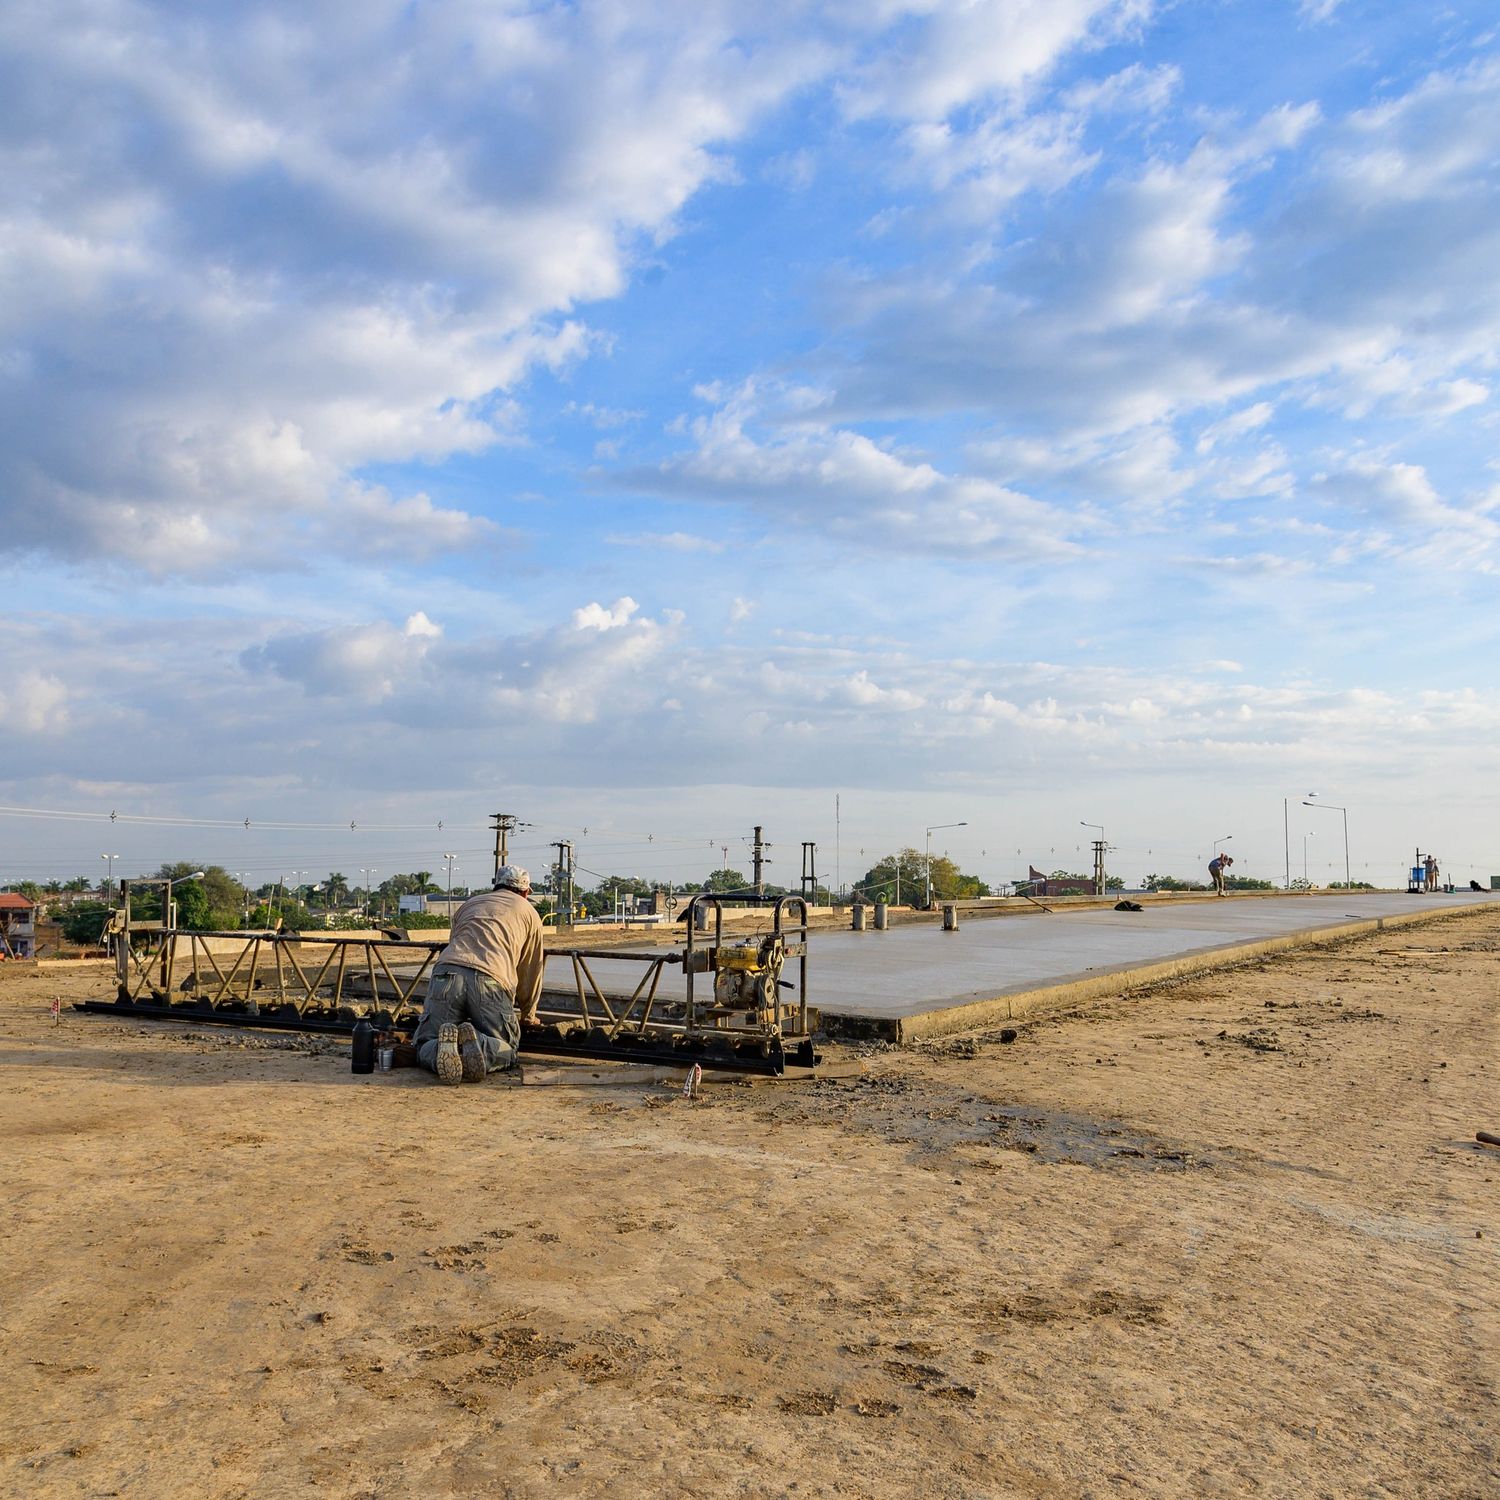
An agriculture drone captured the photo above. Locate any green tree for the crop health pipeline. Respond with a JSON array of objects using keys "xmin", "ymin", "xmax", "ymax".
[
  {"xmin": 14, "ymin": 880, "xmax": 41, "ymax": 900},
  {"xmin": 60, "ymin": 901, "xmax": 111, "ymax": 946},
  {"xmin": 65, "ymin": 877, "xmax": 92, "ymax": 892},
  {"xmin": 155, "ymin": 863, "xmax": 243, "ymax": 930},
  {"xmin": 1143, "ymin": 873, "xmax": 1209, "ymax": 892},
  {"xmin": 1225, "ymin": 875, "xmax": 1275, "ymax": 890},
  {"xmin": 374, "ymin": 872, "xmax": 440, "ymax": 907},
  {"xmin": 702, "ymin": 867, "xmax": 750, "ymax": 893},
  {"xmin": 325, "ymin": 872, "xmax": 350, "ymax": 906},
  {"xmin": 248, "ymin": 900, "xmax": 320, "ymax": 932},
  {"xmin": 579, "ymin": 875, "xmax": 655, "ymax": 919},
  {"xmin": 856, "ymin": 849, "xmax": 990, "ymax": 906},
  {"xmin": 1047, "ymin": 868, "xmax": 1123, "ymax": 893}
]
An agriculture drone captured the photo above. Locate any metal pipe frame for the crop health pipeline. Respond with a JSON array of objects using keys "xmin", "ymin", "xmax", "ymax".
[{"xmin": 103, "ymin": 920, "xmax": 817, "ymax": 1069}]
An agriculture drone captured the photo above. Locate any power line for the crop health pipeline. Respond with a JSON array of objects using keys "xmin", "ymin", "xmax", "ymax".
[{"xmin": 0, "ymin": 804, "xmax": 461, "ymax": 832}]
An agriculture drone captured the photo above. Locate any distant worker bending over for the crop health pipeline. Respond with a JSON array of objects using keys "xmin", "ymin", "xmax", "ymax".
[
  {"xmin": 1208, "ymin": 851, "xmax": 1234, "ymax": 896},
  {"xmin": 413, "ymin": 864, "xmax": 544, "ymax": 1085}
]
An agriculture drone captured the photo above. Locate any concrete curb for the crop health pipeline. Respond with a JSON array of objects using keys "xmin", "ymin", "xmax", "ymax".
[{"xmin": 822, "ymin": 900, "xmax": 1486, "ymax": 1044}]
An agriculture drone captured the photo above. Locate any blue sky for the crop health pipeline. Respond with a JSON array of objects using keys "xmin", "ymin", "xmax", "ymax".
[{"xmin": 3, "ymin": 0, "xmax": 1499, "ymax": 893}]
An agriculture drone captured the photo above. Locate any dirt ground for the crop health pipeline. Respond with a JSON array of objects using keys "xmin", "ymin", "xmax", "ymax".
[{"xmin": 3, "ymin": 908, "xmax": 1498, "ymax": 1499}]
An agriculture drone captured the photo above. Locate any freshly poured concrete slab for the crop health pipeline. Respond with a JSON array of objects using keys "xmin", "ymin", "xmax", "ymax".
[
  {"xmin": 793, "ymin": 892, "xmax": 1496, "ymax": 1039},
  {"xmin": 580, "ymin": 891, "xmax": 1494, "ymax": 1040}
]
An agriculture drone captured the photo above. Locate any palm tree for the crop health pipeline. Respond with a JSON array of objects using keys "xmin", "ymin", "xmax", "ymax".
[{"xmin": 325, "ymin": 872, "xmax": 350, "ymax": 906}]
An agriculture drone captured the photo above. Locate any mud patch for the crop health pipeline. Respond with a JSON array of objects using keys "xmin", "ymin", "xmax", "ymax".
[{"xmin": 972, "ymin": 1288, "xmax": 1167, "ymax": 1327}]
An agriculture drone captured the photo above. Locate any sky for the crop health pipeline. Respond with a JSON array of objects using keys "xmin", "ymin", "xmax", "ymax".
[{"xmin": 3, "ymin": 0, "xmax": 1499, "ymax": 894}]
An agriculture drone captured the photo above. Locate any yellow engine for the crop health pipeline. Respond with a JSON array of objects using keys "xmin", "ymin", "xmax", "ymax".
[{"xmin": 712, "ymin": 935, "xmax": 784, "ymax": 1027}]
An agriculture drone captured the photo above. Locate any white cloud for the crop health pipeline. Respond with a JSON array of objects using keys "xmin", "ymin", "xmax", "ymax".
[
  {"xmin": 573, "ymin": 598, "xmax": 640, "ymax": 632},
  {"xmin": 1063, "ymin": 62, "xmax": 1181, "ymax": 116},
  {"xmin": 404, "ymin": 612, "xmax": 443, "ymax": 640},
  {"xmin": 0, "ymin": 1, "xmax": 839, "ymax": 574},
  {"xmin": 6, "ymin": 672, "xmax": 70, "ymax": 734},
  {"xmin": 621, "ymin": 380, "xmax": 1087, "ymax": 559},
  {"xmin": 1196, "ymin": 403, "xmax": 1275, "ymax": 453},
  {"xmin": 1312, "ymin": 459, "xmax": 1500, "ymax": 564},
  {"xmin": 605, "ymin": 531, "xmax": 726, "ymax": 554},
  {"xmin": 843, "ymin": 0, "xmax": 1151, "ymax": 122}
]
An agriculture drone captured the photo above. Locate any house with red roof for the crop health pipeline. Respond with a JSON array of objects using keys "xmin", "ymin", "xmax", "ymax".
[{"xmin": 0, "ymin": 893, "xmax": 37, "ymax": 958}]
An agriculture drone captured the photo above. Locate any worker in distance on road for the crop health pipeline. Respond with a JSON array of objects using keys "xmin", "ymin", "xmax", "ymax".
[
  {"xmin": 413, "ymin": 864, "xmax": 544, "ymax": 1085},
  {"xmin": 1208, "ymin": 851, "xmax": 1234, "ymax": 897}
]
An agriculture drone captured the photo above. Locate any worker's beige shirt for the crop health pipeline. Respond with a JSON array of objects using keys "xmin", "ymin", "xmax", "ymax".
[{"xmin": 438, "ymin": 888, "xmax": 545, "ymax": 1015}]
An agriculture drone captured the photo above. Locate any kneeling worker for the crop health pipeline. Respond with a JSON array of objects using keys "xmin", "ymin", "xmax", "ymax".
[{"xmin": 413, "ymin": 864, "xmax": 544, "ymax": 1084}]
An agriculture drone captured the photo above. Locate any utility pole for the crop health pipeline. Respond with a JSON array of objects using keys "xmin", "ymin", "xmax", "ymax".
[
  {"xmin": 835, "ymin": 794, "xmax": 841, "ymax": 901},
  {"xmin": 801, "ymin": 842, "xmax": 818, "ymax": 903},
  {"xmin": 752, "ymin": 825, "xmax": 770, "ymax": 899},
  {"xmin": 1090, "ymin": 840, "xmax": 1107, "ymax": 895},
  {"xmin": 490, "ymin": 812, "xmax": 520, "ymax": 880},
  {"xmin": 551, "ymin": 839, "xmax": 574, "ymax": 929}
]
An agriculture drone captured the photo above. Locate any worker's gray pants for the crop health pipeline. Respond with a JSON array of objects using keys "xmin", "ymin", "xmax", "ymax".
[{"xmin": 413, "ymin": 963, "xmax": 520, "ymax": 1075}]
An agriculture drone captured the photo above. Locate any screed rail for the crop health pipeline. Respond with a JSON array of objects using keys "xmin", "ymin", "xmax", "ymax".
[{"xmin": 84, "ymin": 896, "xmax": 819, "ymax": 1074}]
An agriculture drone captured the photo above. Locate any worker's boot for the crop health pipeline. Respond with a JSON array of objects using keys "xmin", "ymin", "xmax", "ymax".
[
  {"xmin": 434, "ymin": 1023, "xmax": 463, "ymax": 1085},
  {"xmin": 457, "ymin": 1021, "xmax": 486, "ymax": 1084}
]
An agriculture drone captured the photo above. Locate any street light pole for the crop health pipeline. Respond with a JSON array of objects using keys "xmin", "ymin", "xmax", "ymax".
[
  {"xmin": 443, "ymin": 853, "xmax": 457, "ymax": 915},
  {"xmin": 1303, "ymin": 795, "xmax": 1350, "ymax": 891},
  {"xmin": 1303, "ymin": 832, "xmax": 1314, "ymax": 884},
  {"xmin": 925, "ymin": 822, "xmax": 968, "ymax": 908},
  {"xmin": 1214, "ymin": 834, "xmax": 1232, "ymax": 856},
  {"xmin": 101, "ymin": 853, "xmax": 119, "ymax": 901}
]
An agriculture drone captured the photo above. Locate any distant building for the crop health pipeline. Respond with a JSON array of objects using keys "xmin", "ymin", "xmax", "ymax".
[
  {"xmin": 1023, "ymin": 865, "xmax": 1098, "ymax": 898},
  {"xmin": 0, "ymin": 893, "xmax": 37, "ymax": 958}
]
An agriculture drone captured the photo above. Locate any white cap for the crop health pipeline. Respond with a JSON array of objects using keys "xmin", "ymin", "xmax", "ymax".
[{"xmin": 493, "ymin": 864, "xmax": 531, "ymax": 893}]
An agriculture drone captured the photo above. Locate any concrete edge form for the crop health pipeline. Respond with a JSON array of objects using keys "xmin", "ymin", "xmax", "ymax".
[{"xmin": 822, "ymin": 901, "xmax": 1483, "ymax": 1044}]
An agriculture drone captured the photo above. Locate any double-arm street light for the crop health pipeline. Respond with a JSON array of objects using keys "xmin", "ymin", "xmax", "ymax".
[
  {"xmin": 100, "ymin": 853, "xmax": 119, "ymax": 900},
  {"xmin": 1303, "ymin": 794, "xmax": 1350, "ymax": 891},
  {"xmin": 443, "ymin": 853, "xmax": 458, "ymax": 910},
  {"xmin": 925, "ymin": 822, "xmax": 968, "ymax": 908}
]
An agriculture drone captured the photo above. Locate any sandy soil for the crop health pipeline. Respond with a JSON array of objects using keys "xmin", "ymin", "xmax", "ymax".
[{"xmin": 2, "ymin": 909, "xmax": 1498, "ymax": 1499}]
